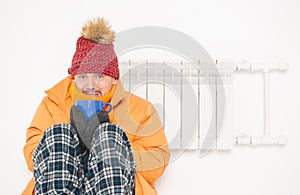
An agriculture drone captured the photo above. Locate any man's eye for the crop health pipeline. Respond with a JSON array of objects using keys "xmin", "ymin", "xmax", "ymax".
[
  {"xmin": 98, "ymin": 74, "xmax": 103, "ymax": 78},
  {"xmin": 79, "ymin": 75, "xmax": 86, "ymax": 79}
]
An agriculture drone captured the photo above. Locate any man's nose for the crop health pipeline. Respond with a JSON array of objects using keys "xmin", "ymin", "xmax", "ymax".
[{"xmin": 87, "ymin": 77, "xmax": 97, "ymax": 90}]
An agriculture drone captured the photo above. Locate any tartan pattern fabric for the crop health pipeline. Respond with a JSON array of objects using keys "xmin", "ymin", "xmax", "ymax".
[
  {"xmin": 33, "ymin": 124, "xmax": 83, "ymax": 194},
  {"xmin": 33, "ymin": 123, "xmax": 136, "ymax": 195},
  {"xmin": 85, "ymin": 123, "xmax": 136, "ymax": 195}
]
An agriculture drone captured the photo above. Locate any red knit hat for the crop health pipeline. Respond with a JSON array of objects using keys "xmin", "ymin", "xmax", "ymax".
[{"xmin": 68, "ymin": 18, "xmax": 119, "ymax": 79}]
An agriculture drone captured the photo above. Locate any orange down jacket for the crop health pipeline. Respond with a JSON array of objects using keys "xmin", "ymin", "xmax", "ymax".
[{"xmin": 23, "ymin": 76, "xmax": 170, "ymax": 195}]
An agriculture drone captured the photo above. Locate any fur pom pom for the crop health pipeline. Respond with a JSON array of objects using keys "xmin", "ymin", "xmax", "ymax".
[{"xmin": 81, "ymin": 18, "xmax": 115, "ymax": 44}]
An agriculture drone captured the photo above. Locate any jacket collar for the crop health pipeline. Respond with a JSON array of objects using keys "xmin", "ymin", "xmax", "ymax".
[
  {"xmin": 45, "ymin": 76, "xmax": 73, "ymax": 104},
  {"xmin": 111, "ymin": 79, "xmax": 126, "ymax": 107}
]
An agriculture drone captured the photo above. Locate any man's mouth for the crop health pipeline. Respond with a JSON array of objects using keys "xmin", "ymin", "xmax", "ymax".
[{"xmin": 84, "ymin": 91, "xmax": 102, "ymax": 97}]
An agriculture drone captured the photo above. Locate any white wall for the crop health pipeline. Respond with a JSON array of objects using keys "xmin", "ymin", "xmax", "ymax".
[{"xmin": 1, "ymin": 0, "xmax": 300, "ymax": 194}]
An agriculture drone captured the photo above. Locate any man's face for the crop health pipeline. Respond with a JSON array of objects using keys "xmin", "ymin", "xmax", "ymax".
[{"xmin": 74, "ymin": 73, "xmax": 116, "ymax": 97}]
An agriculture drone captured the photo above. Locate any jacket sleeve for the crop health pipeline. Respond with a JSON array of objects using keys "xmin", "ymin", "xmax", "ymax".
[
  {"xmin": 23, "ymin": 97, "xmax": 54, "ymax": 172},
  {"xmin": 130, "ymin": 103, "xmax": 170, "ymax": 184}
]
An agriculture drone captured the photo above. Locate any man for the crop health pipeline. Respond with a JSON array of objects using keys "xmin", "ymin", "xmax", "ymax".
[{"xmin": 23, "ymin": 18, "xmax": 170, "ymax": 195}]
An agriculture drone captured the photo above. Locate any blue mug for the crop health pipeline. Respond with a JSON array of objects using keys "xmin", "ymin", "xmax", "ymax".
[{"xmin": 75, "ymin": 100, "xmax": 112, "ymax": 120}]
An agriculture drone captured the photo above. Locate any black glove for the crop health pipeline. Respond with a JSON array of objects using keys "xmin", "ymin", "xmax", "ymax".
[{"xmin": 70, "ymin": 105, "xmax": 110, "ymax": 151}]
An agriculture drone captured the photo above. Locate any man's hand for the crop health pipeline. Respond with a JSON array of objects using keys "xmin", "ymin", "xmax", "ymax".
[{"xmin": 70, "ymin": 105, "xmax": 110, "ymax": 150}]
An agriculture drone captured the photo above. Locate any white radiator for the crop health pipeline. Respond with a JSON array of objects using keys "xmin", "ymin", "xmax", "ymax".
[{"xmin": 119, "ymin": 60, "xmax": 288, "ymax": 151}]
